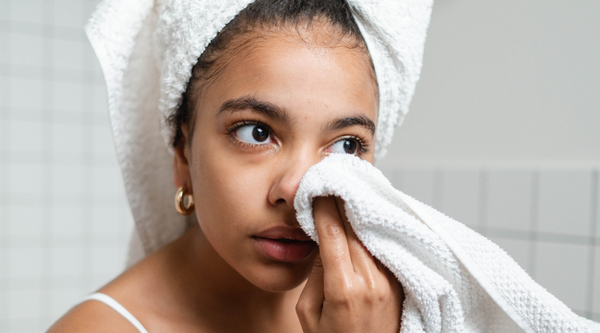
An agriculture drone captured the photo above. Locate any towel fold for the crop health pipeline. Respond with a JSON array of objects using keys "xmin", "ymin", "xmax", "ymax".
[{"xmin": 294, "ymin": 154, "xmax": 599, "ymax": 333}]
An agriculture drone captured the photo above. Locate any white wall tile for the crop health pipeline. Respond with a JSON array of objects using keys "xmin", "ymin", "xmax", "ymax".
[
  {"xmin": 51, "ymin": 205, "xmax": 83, "ymax": 236},
  {"xmin": 92, "ymin": 205, "xmax": 121, "ymax": 235},
  {"xmin": 91, "ymin": 246, "xmax": 123, "ymax": 277},
  {"xmin": 8, "ymin": 120, "xmax": 44, "ymax": 152},
  {"xmin": 486, "ymin": 170, "xmax": 533, "ymax": 232},
  {"xmin": 8, "ymin": 163, "xmax": 44, "ymax": 195},
  {"xmin": 9, "ymin": 248, "xmax": 43, "ymax": 278},
  {"xmin": 0, "ymin": 289, "xmax": 6, "ymax": 320},
  {"xmin": 81, "ymin": 36, "xmax": 96, "ymax": 64},
  {"xmin": 9, "ymin": 0, "xmax": 44, "ymax": 24},
  {"xmin": 52, "ymin": 122, "xmax": 84, "ymax": 154},
  {"xmin": 487, "ymin": 236, "xmax": 530, "ymax": 274},
  {"xmin": 0, "ymin": 1, "xmax": 8, "ymax": 20},
  {"xmin": 0, "ymin": 76, "xmax": 9, "ymax": 110},
  {"xmin": 9, "ymin": 323, "xmax": 44, "ymax": 333},
  {"xmin": 7, "ymin": 204, "xmax": 43, "ymax": 236},
  {"xmin": 440, "ymin": 169, "xmax": 480, "ymax": 228},
  {"xmin": 93, "ymin": 125, "xmax": 115, "ymax": 155},
  {"xmin": 51, "ymin": 164, "xmax": 85, "ymax": 194},
  {"xmin": 83, "ymin": 1, "xmax": 102, "ymax": 18},
  {"xmin": 51, "ymin": 247, "xmax": 83, "ymax": 276},
  {"xmin": 534, "ymin": 242, "xmax": 588, "ymax": 312},
  {"xmin": 10, "ymin": 77, "xmax": 44, "ymax": 110},
  {"xmin": 93, "ymin": 84, "xmax": 108, "ymax": 113},
  {"xmin": 9, "ymin": 33, "xmax": 44, "ymax": 68},
  {"xmin": 400, "ymin": 168, "xmax": 435, "ymax": 206},
  {"xmin": 0, "ymin": 205, "xmax": 7, "ymax": 234},
  {"xmin": 53, "ymin": 0, "xmax": 85, "ymax": 29},
  {"xmin": 0, "ymin": 32, "xmax": 8, "ymax": 64},
  {"xmin": 51, "ymin": 287, "xmax": 84, "ymax": 322},
  {"xmin": 53, "ymin": 81, "xmax": 84, "ymax": 113},
  {"xmin": 9, "ymin": 289, "xmax": 42, "ymax": 320},
  {"xmin": 92, "ymin": 165, "xmax": 123, "ymax": 195},
  {"xmin": 537, "ymin": 170, "xmax": 592, "ymax": 237},
  {"xmin": 53, "ymin": 39, "xmax": 83, "ymax": 71}
]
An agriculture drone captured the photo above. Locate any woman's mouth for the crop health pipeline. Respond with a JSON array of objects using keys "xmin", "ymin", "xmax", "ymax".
[{"xmin": 252, "ymin": 227, "xmax": 317, "ymax": 262}]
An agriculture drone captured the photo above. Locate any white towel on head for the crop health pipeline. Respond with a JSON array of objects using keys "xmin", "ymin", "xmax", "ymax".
[
  {"xmin": 294, "ymin": 154, "xmax": 600, "ymax": 333},
  {"xmin": 85, "ymin": 0, "xmax": 433, "ymax": 257}
]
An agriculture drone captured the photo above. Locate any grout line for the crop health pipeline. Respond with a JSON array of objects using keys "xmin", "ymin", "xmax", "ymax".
[
  {"xmin": 0, "ymin": 19, "xmax": 84, "ymax": 41},
  {"xmin": 40, "ymin": 0, "xmax": 55, "ymax": 328},
  {"xmin": 81, "ymin": 9, "xmax": 96, "ymax": 298},
  {"xmin": 478, "ymin": 168, "xmax": 489, "ymax": 235},
  {"xmin": 527, "ymin": 169, "xmax": 540, "ymax": 278},
  {"xmin": 585, "ymin": 169, "xmax": 598, "ymax": 316},
  {"xmin": 486, "ymin": 227, "xmax": 595, "ymax": 245},
  {"xmin": 0, "ymin": 5, "xmax": 10, "ymax": 331},
  {"xmin": 0, "ymin": 63, "xmax": 105, "ymax": 84}
]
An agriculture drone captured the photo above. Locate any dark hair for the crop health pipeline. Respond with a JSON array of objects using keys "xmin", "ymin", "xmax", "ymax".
[{"xmin": 168, "ymin": 0, "xmax": 374, "ymax": 149}]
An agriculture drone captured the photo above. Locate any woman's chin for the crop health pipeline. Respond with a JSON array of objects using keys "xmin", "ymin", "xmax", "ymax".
[{"xmin": 245, "ymin": 259, "xmax": 315, "ymax": 293}]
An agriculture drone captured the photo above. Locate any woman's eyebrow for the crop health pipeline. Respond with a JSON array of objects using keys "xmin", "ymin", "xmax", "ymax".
[
  {"xmin": 325, "ymin": 115, "xmax": 376, "ymax": 136},
  {"xmin": 218, "ymin": 97, "xmax": 290, "ymax": 123},
  {"xmin": 218, "ymin": 97, "xmax": 375, "ymax": 135}
]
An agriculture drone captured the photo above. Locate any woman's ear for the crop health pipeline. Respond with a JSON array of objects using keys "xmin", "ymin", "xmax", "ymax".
[{"xmin": 173, "ymin": 129, "xmax": 192, "ymax": 192}]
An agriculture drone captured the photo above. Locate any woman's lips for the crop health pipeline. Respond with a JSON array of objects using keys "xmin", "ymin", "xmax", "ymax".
[
  {"xmin": 252, "ymin": 226, "xmax": 316, "ymax": 262},
  {"xmin": 252, "ymin": 237, "xmax": 317, "ymax": 262}
]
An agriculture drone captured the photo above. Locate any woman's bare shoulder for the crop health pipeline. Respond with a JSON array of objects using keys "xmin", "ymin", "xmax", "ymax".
[{"xmin": 46, "ymin": 299, "xmax": 141, "ymax": 333}]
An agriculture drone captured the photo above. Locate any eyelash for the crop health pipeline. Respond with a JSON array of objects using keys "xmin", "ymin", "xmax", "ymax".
[
  {"xmin": 343, "ymin": 135, "xmax": 369, "ymax": 154},
  {"xmin": 225, "ymin": 120, "xmax": 274, "ymax": 148},
  {"xmin": 225, "ymin": 120, "xmax": 370, "ymax": 154}
]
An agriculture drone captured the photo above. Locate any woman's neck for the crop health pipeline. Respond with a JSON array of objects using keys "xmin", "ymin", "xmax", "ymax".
[{"xmin": 158, "ymin": 225, "xmax": 305, "ymax": 332}]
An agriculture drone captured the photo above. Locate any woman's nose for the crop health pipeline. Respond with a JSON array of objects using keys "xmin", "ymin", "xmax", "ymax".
[{"xmin": 267, "ymin": 151, "xmax": 321, "ymax": 207}]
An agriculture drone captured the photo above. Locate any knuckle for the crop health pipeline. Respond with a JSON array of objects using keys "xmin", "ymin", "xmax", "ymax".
[
  {"xmin": 327, "ymin": 280, "xmax": 362, "ymax": 305},
  {"xmin": 295, "ymin": 300, "xmax": 308, "ymax": 316},
  {"xmin": 374, "ymin": 288, "xmax": 390, "ymax": 302},
  {"xmin": 312, "ymin": 256, "xmax": 323, "ymax": 269},
  {"xmin": 322, "ymin": 221, "xmax": 344, "ymax": 239}
]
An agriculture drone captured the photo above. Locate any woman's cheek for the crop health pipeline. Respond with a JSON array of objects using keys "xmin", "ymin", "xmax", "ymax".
[{"xmin": 196, "ymin": 152, "xmax": 272, "ymax": 232}]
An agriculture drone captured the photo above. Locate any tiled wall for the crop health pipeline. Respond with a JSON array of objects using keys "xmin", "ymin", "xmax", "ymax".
[
  {"xmin": 0, "ymin": 1, "xmax": 133, "ymax": 332},
  {"xmin": 1, "ymin": 1, "xmax": 599, "ymax": 332},
  {"xmin": 380, "ymin": 166, "xmax": 600, "ymax": 320}
]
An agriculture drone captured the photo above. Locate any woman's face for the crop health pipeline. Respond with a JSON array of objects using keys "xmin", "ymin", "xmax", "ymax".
[{"xmin": 175, "ymin": 27, "xmax": 378, "ymax": 292}]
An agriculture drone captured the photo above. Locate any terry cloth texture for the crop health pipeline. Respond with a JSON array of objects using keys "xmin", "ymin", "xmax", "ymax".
[
  {"xmin": 294, "ymin": 154, "xmax": 600, "ymax": 333},
  {"xmin": 85, "ymin": 0, "xmax": 433, "ymax": 257}
]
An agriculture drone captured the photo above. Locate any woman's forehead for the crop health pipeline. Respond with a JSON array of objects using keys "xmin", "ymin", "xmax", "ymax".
[{"xmin": 201, "ymin": 32, "xmax": 378, "ymax": 123}]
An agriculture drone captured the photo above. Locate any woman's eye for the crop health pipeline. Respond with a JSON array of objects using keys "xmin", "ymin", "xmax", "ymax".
[
  {"xmin": 330, "ymin": 139, "xmax": 359, "ymax": 155},
  {"xmin": 234, "ymin": 124, "xmax": 271, "ymax": 144}
]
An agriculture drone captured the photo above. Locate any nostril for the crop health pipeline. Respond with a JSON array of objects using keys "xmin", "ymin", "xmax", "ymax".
[{"xmin": 276, "ymin": 198, "xmax": 286, "ymax": 204}]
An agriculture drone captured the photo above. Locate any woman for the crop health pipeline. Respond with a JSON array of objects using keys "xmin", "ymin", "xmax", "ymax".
[{"xmin": 48, "ymin": 0, "xmax": 422, "ymax": 331}]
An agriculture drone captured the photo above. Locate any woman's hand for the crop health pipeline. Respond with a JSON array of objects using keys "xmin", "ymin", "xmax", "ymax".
[{"xmin": 296, "ymin": 196, "xmax": 404, "ymax": 333}]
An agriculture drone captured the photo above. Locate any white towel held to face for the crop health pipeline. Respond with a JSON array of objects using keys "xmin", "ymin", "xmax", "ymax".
[{"xmin": 294, "ymin": 154, "xmax": 599, "ymax": 333}]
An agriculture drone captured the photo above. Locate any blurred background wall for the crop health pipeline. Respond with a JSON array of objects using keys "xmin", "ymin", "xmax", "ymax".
[
  {"xmin": 0, "ymin": 0, "xmax": 598, "ymax": 332},
  {"xmin": 0, "ymin": 1, "xmax": 133, "ymax": 332},
  {"xmin": 381, "ymin": 0, "xmax": 600, "ymax": 165}
]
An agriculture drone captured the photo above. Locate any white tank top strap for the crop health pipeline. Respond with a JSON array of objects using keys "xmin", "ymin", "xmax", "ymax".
[{"xmin": 83, "ymin": 292, "xmax": 149, "ymax": 333}]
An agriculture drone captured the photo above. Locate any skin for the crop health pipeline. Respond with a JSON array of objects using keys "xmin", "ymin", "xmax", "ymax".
[{"xmin": 48, "ymin": 23, "xmax": 403, "ymax": 333}]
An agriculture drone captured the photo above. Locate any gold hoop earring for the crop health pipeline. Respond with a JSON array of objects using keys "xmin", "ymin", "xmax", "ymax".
[{"xmin": 175, "ymin": 186, "xmax": 195, "ymax": 215}]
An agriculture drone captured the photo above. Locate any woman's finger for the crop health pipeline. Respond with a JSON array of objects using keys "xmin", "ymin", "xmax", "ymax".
[
  {"xmin": 334, "ymin": 197, "xmax": 380, "ymax": 281},
  {"xmin": 297, "ymin": 254, "xmax": 325, "ymax": 330},
  {"xmin": 313, "ymin": 196, "xmax": 353, "ymax": 286}
]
